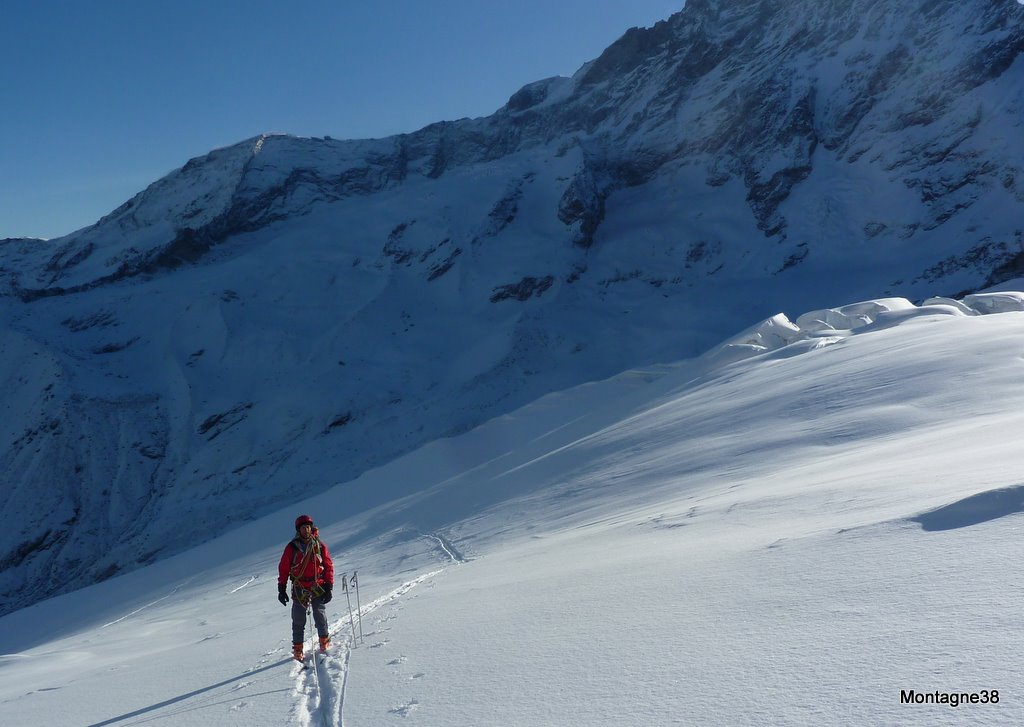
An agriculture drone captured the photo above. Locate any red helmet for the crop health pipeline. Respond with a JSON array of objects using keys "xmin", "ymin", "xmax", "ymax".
[{"xmin": 295, "ymin": 514, "xmax": 314, "ymax": 530}]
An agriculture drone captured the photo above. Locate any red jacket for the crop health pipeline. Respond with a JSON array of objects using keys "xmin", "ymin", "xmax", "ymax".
[{"xmin": 278, "ymin": 530, "xmax": 334, "ymax": 590}]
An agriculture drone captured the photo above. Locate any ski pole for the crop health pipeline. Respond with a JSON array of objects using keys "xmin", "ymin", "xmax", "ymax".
[
  {"xmin": 307, "ymin": 599, "xmax": 314, "ymax": 663},
  {"xmin": 342, "ymin": 574, "xmax": 357, "ymax": 646},
  {"xmin": 351, "ymin": 571, "xmax": 364, "ymax": 644}
]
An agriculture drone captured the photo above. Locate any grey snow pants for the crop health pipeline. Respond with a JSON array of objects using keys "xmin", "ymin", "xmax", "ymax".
[{"xmin": 291, "ymin": 594, "xmax": 329, "ymax": 644}]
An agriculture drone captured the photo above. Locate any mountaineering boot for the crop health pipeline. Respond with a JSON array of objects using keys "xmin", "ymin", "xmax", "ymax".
[
  {"xmin": 319, "ymin": 635, "xmax": 331, "ymax": 652},
  {"xmin": 292, "ymin": 643, "xmax": 304, "ymax": 661}
]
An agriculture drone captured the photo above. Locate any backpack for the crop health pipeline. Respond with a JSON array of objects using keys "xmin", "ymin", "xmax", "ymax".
[{"xmin": 288, "ymin": 535, "xmax": 325, "ymax": 604}]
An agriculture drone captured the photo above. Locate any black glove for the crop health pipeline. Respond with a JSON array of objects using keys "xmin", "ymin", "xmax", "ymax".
[
  {"xmin": 321, "ymin": 583, "xmax": 333, "ymax": 604},
  {"xmin": 278, "ymin": 583, "xmax": 289, "ymax": 606}
]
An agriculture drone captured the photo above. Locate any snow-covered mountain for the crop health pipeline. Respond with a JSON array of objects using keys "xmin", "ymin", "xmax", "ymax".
[
  {"xmin": 1, "ymin": 0, "xmax": 1022, "ymax": 614},
  {"xmin": 1, "ymin": 293, "xmax": 1023, "ymax": 726}
]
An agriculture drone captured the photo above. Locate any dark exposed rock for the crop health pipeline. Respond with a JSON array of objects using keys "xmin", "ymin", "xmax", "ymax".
[
  {"xmin": 490, "ymin": 276, "xmax": 556, "ymax": 302},
  {"xmin": 327, "ymin": 413, "xmax": 353, "ymax": 430},
  {"xmin": 62, "ymin": 311, "xmax": 117, "ymax": 332},
  {"xmin": 917, "ymin": 240, "xmax": 1012, "ymax": 284},
  {"xmin": 686, "ymin": 240, "xmax": 723, "ymax": 267},
  {"xmin": 558, "ymin": 162, "xmax": 606, "ymax": 248},
  {"xmin": 91, "ymin": 338, "xmax": 139, "ymax": 355},
  {"xmin": 984, "ymin": 249, "xmax": 1024, "ymax": 289},
  {"xmin": 427, "ymin": 248, "xmax": 462, "ymax": 281},
  {"xmin": 487, "ymin": 182, "xmax": 525, "ymax": 231},
  {"xmin": 577, "ymin": 19, "xmax": 679, "ymax": 88},
  {"xmin": 198, "ymin": 403, "xmax": 254, "ymax": 441},
  {"xmin": 45, "ymin": 241, "xmax": 95, "ymax": 274},
  {"xmin": 506, "ymin": 78, "xmax": 561, "ymax": 112},
  {"xmin": 746, "ymin": 165, "xmax": 814, "ymax": 237},
  {"xmin": 0, "ymin": 530, "xmax": 54, "ymax": 571}
]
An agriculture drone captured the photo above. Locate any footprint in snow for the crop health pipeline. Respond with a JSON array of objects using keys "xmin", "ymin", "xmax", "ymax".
[
  {"xmin": 369, "ymin": 640, "xmax": 389, "ymax": 649},
  {"xmin": 411, "ymin": 672, "xmax": 425, "ymax": 680},
  {"xmin": 389, "ymin": 699, "xmax": 419, "ymax": 717},
  {"xmin": 387, "ymin": 656, "xmax": 408, "ymax": 666}
]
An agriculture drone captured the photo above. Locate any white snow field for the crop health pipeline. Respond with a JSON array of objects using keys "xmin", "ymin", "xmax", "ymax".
[{"xmin": 2, "ymin": 293, "xmax": 1024, "ymax": 726}]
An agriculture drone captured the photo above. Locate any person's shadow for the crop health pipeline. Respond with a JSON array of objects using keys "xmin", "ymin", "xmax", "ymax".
[{"xmin": 85, "ymin": 657, "xmax": 294, "ymax": 726}]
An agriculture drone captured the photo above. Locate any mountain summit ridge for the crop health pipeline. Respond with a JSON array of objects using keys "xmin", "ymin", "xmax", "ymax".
[{"xmin": 17, "ymin": 0, "xmax": 1024, "ymax": 297}]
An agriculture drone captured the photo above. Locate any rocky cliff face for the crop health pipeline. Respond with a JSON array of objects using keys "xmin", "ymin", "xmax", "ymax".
[{"xmin": 1, "ymin": 0, "xmax": 1022, "ymax": 614}]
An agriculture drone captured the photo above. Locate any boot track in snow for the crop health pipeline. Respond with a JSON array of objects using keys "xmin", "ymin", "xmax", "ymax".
[{"xmin": 290, "ymin": 533, "xmax": 460, "ymax": 725}]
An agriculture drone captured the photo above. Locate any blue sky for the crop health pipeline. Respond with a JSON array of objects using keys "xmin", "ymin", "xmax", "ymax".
[{"xmin": 2, "ymin": 1, "xmax": 683, "ymax": 240}]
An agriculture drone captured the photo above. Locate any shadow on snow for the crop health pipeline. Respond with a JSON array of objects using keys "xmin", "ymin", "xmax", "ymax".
[
  {"xmin": 911, "ymin": 484, "xmax": 1024, "ymax": 532},
  {"xmin": 84, "ymin": 657, "xmax": 293, "ymax": 726}
]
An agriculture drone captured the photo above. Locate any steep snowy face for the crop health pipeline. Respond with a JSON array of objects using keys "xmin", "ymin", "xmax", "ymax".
[
  {"xmin": 0, "ymin": 0, "xmax": 1022, "ymax": 615},
  {"xmin": 15, "ymin": 0, "xmax": 1023, "ymax": 297},
  {"xmin": 525, "ymin": 0, "xmax": 1024, "ymax": 275}
]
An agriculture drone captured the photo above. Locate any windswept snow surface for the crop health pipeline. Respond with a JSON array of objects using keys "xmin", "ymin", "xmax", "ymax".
[{"xmin": 2, "ymin": 294, "xmax": 1024, "ymax": 726}]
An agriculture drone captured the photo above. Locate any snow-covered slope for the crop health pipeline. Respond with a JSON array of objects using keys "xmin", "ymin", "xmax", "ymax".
[
  {"xmin": 14, "ymin": 0, "xmax": 1023, "ymax": 299},
  {"xmin": 1, "ymin": 0, "xmax": 1023, "ymax": 614},
  {"xmin": 1, "ymin": 293, "xmax": 1023, "ymax": 726}
]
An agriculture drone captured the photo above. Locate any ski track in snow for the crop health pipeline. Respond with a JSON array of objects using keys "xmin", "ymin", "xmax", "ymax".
[
  {"xmin": 290, "ymin": 544, "xmax": 454, "ymax": 726},
  {"xmin": 420, "ymin": 531, "xmax": 468, "ymax": 564},
  {"xmin": 229, "ymin": 574, "xmax": 260, "ymax": 593},
  {"xmin": 99, "ymin": 582, "xmax": 188, "ymax": 628}
]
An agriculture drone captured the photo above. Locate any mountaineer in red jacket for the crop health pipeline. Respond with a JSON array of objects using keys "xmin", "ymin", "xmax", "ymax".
[{"xmin": 278, "ymin": 514, "xmax": 335, "ymax": 660}]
